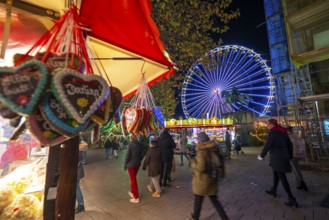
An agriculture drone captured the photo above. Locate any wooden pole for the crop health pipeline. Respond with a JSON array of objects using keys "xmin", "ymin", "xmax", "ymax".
[{"xmin": 43, "ymin": 136, "xmax": 79, "ymax": 220}]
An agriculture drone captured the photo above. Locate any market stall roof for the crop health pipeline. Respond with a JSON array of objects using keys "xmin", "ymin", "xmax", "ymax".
[{"xmin": 0, "ymin": 0, "xmax": 175, "ymax": 99}]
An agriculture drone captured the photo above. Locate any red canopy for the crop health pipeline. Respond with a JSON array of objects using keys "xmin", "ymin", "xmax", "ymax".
[
  {"xmin": 79, "ymin": 0, "xmax": 175, "ymax": 98},
  {"xmin": 0, "ymin": 0, "xmax": 175, "ymax": 99},
  {"xmin": 80, "ymin": 0, "xmax": 173, "ymax": 68}
]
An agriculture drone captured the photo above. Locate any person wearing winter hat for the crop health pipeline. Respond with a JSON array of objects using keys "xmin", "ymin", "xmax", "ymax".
[
  {"xmin": 258, "ymin": 119, "xmax": 298, "ymax": 208},
  {"xmin": 189, "ymin": 132, "xmax": 228, "ymax": 220}
]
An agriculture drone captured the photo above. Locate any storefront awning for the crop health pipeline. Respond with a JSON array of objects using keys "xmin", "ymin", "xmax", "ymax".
[{"xmin": 0, "ymin": 0, "xmax": 175, "ymax": 99}]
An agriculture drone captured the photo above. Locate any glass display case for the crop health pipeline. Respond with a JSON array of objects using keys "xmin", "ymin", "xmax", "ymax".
[{"xmin": 0, "ymin": 119, "xmax": 47, "ymax": 219}]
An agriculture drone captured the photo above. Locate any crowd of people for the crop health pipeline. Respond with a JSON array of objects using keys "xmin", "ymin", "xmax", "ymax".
[{"xmin": 76, "ymin": 119, "xmax": 308, "ymax": 219}]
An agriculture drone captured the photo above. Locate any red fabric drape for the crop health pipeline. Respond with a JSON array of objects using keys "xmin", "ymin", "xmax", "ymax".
[{"xmin": 79, "ymin": 0, "xmax": 174, "ymax": 68}]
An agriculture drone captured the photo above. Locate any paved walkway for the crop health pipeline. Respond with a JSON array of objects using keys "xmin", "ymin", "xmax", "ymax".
[{"xmin": 76, "ymin": 147, "xmax": 329, "ymax": 220}]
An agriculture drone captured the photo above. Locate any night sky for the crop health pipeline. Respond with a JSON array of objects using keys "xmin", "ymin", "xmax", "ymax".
[{"xmin": 221, "ymin": 0, "xmax": 270, "ymax": 60}]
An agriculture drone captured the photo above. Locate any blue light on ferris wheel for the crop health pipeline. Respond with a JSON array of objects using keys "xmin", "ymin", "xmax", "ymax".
[{"xmin": 181, "ymin": 45, "xmax": 274, "ymax": 119}]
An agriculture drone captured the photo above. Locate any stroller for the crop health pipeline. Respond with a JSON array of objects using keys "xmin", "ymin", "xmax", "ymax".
[{"xmin": 232, "ymin": 138, "xmax": 244, "ymax": 155}]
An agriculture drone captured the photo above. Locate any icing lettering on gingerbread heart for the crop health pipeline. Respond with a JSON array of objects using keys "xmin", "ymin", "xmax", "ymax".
[
  {"xmin": 51, "ymin": 69, "xmax": 109, "ymax": 124},
  {"xmin": 0, "ymin": 60, "xmax": 49, "ymax": 115}
]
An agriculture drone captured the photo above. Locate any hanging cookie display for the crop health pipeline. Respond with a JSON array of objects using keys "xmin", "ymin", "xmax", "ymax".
[
  {"xmin": 122, "ymin": 73, "xmax": 164, "ymax": 135},
  {"xmin": 0, "ymin": 5, "xmax": 116, "ymax": 148}
]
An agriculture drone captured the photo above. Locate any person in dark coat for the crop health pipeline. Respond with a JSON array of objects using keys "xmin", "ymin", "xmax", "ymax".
[
  {"xmin": 157, "ymin": 128, "xmax": 176, "ymax": 187},
  {"xmin": 189, "ymin": 132, "xmax": 228, "ymax": 220},
  {"xmin": 225, "ymin": 130, "xmax": 232, "ymax": 156},
  {"xmin": 259, "ymin": 119, "xmax": 298, "ymax": 208},
  {"xmin": 142, "ymin": 140, "xmax": 162, "ymax": 197},
  {"xmin": 104, "ymin": 134, "xmax": 114, "ymax": 159},
  {"xmin": 180, "ymin": 134, "xmax": 190, "ymax": 165},
  {"xmin": 124, "ymin": 134, "xmax": 143, "ymax": 203},
  {"xmin": 112, "ymin": 136, "xmax": 119, "ymax": 159},
  {"xmin": 75, "ymin": 140, "xmax": 86, "ymax": 214}
]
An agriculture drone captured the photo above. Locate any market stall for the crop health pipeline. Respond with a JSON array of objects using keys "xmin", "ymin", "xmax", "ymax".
[{"xmin": 0, "ymin": 1, "xmax": 175, "ymax": 219}]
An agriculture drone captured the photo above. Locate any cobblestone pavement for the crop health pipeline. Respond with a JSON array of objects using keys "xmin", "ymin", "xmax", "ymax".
[{"xmin": 76, "ymin": 147, "xmax": 329, "ymax": 220}]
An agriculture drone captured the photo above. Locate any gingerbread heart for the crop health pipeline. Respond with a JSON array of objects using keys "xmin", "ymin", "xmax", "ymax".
[
  {"xmin": 36, "ymin": 52, "xmax": 85, "ymax": 73},
  {"xmin": 26, "ymin": 107, "xmax": 69, "ymax": 147},
  {"xmin": 40, "ymin": 92, "xmax": 88, "ymax": 137},
  {"xmin": 0, "ymin": 60, "xmax": 49, "ymax": 116},
  {"xmin": 108, "ymin": 87, "xmax": 122, "ymax": 121},
  {"xmin": 51, "ymin": 69, "xmax": 109, "ymax": 124},
  {"xmin": 91, "ymin": 88, "xmax": 111, "ymax": 125},
  {"xmin": 125, "ymin": 107, "xmax": 140, "ymax": 134},
  {"xmin": 15, "ymin": 53, "xmax": 85, "ymax": 73},
  {"xmin": 91, "ymin": 125, "xmax": 100, "ymax": 144}
]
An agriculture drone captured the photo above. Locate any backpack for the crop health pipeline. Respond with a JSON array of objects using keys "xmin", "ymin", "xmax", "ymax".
[{"xmin": 206, "ymin": 148, "xmax": 225, "ymax": 181}]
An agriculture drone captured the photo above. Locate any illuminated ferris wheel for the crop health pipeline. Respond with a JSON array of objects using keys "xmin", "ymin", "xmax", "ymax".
[{"xmin": 181, "ymin": 45, "xmax": 275, "ymax": 119}]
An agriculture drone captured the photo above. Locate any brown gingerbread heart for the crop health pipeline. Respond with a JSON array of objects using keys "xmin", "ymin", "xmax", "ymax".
[
  {"xmin": 26, "ymin": 107, "xmax": 69, "ymax": 147},
  {"xmin": 0, "ymin": 60, "xmax": 49, "ymax": 116},
  {"xmin": 51, "ymin": 69, "xmax": 109, "ymax": 124},
  {"xmin": 108, "ymin": 87, "xmax": 122, "ymax": 121},
  {"xmin": 91, "ymin": 88, "xmax": 111, "ymax": 125}
]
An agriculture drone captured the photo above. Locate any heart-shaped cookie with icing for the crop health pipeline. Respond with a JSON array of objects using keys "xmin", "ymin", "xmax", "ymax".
[
  {"xmin": 26, "ymin": 106, "xmax": 69, "ymax": 147},
  {"xmin": 124, "ymin": 107, "xmax": 140, "ymax": 134},
  {"xmin": 108, "ymin": 87, "xmax": 122, "ymax": 121},
  {"xmin": 91, "ymin": 88, "xmax": 111, "ymax": 125},
  {"xmin": 15, "ymin": 53, "xmax": 85, "ymax": 73},
  {"xmin": 91, "ymin": 125, "xmax": 101, "ymax": 144},
  {"xmin": 36, "ymin": 53, "xmax": 85, "ymax": 73},
  {"xmin": 40, "ymin": 91, "xmax": 88, "ymax": 137},
  {"xmin": 0, "ymin": 60, "xmax": 49, "ymax": 116},
  {"xmin": 51, "ymin": 69, "xmax": 109, "ymax": 124}
]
